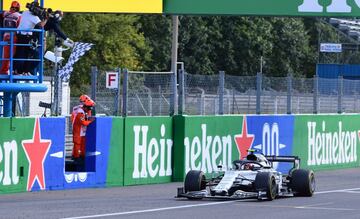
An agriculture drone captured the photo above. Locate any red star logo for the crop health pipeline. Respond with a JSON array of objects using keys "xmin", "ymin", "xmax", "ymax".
[
  {"xmin": 234, "ymin": 117, "xmax": 254, "ymax": 159},
  {"xmin": 22, "ymin": 119, "xmax": 51, "ymax": 191}
]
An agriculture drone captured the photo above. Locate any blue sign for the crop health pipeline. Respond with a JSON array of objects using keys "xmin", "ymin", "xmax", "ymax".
[
  {"xmin": 320, "ymin": 43, "xmax": 342, "ymax": 53},
  {"xmin": 246, "ymin": 115, "xmax": 295, "ymax": 174}
]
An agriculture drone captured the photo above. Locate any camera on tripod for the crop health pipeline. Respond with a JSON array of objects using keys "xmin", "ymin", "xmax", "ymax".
[{"xmin": 26, "ymin": 1, "xmax": 53, "ymax": 20}]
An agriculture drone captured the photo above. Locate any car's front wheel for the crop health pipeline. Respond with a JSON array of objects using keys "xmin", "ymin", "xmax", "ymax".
[
  {"xmin": 184, "ymin": 170, "xmax": 206, "ymax": 193},
  {"xmin": 291, "ymin": 169, "xmax": 315, "ymax": 197},
  {"xmin": 255, "ymin": 172, "xmax": 277, "ymax": 201}
]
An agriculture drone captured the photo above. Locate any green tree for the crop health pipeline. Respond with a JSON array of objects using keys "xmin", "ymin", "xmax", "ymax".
[
  {"xmin": 58, "ymin": 13, "xmax": 151, "ymax": 96},
  {"xmin": 138, "ymin": 15, "xmax": 172, "ymax": 72},
  {"xmin": 267, "ymin": 17, "xmax": 315, "ymax": 77}
]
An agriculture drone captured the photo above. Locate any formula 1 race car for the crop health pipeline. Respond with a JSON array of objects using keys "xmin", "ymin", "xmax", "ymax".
[{"xmin": 176, "ymin": 150, "xmax": 315, "ymax": 201}]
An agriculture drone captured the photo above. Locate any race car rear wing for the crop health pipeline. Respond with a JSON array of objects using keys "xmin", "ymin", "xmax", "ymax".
[{"xmin": 264, "ymin": 155, "xmax": 300, "ymax": 169}]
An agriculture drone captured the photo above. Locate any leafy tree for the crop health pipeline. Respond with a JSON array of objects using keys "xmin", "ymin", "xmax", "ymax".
[
  {"xmin": 57, "ymin": 13, "xmax": 152, "ymax": 96},
  {"xmin": 138, "ymin": 15, "xmax": 172, "ymax": 71},
  {"xmin": 267, "ymin": 17, "xmax": 315, "ymax": 77}
]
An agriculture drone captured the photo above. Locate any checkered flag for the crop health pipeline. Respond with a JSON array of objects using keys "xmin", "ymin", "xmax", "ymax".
[{"xmin": 58, "ymin": 42, "xmax": 93, "ymax": 81}]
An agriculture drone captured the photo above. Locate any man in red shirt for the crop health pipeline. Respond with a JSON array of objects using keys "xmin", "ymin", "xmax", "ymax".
[
  {"xmin": 71, "ymin": 95, "xmax": 95, "ymax": 170},
  {"xmin": 0, "ymin": 1, "xmax": 21, "ymax": 74}
]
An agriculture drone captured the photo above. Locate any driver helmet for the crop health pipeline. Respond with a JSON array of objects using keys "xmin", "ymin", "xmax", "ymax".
[
  {"xmin": 246, "ymin": 153, "xmax": 258, "ymax": 161},
  {"xmin": 243, "ymin": 163, "xmax": 254, "ymax": 170}
]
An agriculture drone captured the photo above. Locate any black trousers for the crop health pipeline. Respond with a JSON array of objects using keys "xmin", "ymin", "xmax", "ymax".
[{"xmin": 13, "ymin": 34, "xmax": 39, "ymax": 74}]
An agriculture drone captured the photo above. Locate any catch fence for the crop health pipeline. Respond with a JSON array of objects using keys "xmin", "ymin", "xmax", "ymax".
[{"xmin": 72, "ymin": 68, "xmax": 360, "ymax": 116}]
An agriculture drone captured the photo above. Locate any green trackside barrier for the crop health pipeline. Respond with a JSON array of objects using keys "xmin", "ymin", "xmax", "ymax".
[
  {"xmin": 173, "ymin": 115, "xmax": 244, "ymax": 181},
  {"xmin": 106, "ymin": 117, "xmax": 124, "ymax": 187},
  {"xmin": 0, "ymin": 118, "xmax": 35, "ymax": 193},
  {"xmin": 123, "ymin": 117, "xmax": 173, "ymax": 186},
  {"xmin": 293, "ymin": 114, "xmax": 360, "ymax": 171}
]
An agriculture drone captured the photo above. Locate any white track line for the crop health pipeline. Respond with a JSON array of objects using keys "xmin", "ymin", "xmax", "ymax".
[
  {"xmin": 61, "ymin": 187, "xmax": 360, "ymax": 219},
  {"xmin": 314, "ymin": 187, "xmax": 360, "ymax": 194},
  {"xmin": 61, "ymin": 201, "xmax": 238, "ymax": 219}
]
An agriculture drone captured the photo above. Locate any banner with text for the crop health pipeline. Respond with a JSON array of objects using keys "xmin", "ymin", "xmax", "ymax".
[
  {"xmin": 164, "ymin": 0, "xmax": 360, "ymax": 17},
  {"xmin": 173, "ymin": 115, "xmax": 295, "ymax": 181},
  {"xmin": 123, "ymin": 117, "xmax": 173, "ymax": 185},
  {"xmin": 293, "ymin": 115, "xmax": 360, "ymax": 170}
]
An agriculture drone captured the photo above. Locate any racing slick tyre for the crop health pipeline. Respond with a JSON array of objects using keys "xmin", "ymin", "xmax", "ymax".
[
  {"xmin": 291, "ymin": 169, "xmax": 315, "ymax": 197},
  {"xmin": 254, "ymin": 172, "xmax": 277, "ymax": 201},
  {"xmin": 184, "ymin": 170, "xmax": 206, "ymax": 193}
]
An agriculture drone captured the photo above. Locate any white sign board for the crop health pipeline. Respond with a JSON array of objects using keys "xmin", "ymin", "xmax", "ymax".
[
  {"xmin": 320, "ymin": 43, "xmax": 342, "ymax": 53},
  {"xmin": 106, "ymin": 72, "xmax": 119, "ymax": 89}
]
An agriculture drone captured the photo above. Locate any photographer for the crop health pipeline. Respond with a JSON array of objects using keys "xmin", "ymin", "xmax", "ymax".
[{"xmin": 13, "ymin": 1, "xmax": 47, "ymax": 75}]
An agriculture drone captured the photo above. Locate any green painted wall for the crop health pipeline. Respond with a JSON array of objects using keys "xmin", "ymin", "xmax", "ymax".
[
  {"xmin": 293, "ymin": 115, "xmax": 360, "ymax": 171},
  {"xmin": 123, "ymin": 117, "xmax": 173, "ymax": 185},
  {"xmin": 0, "ymin": 118, "xmax": 34, "ymax": 193},
  {"xmin": 106, "ymin": 117, "xmax": 124, "ymax": 187},
  {"xmin": 173, "ymin": 115, "xmax": 244, "ymax": 181}
]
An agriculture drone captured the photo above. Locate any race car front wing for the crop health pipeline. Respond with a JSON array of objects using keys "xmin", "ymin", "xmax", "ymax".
[{"xmin": 176, "ymin": 187, "xmax": 268, "ymax": 200}]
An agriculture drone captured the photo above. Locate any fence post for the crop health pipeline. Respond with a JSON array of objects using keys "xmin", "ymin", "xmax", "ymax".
[
  {"xmin": 178, "ymin": 69, "xmax": 185, "ymax": 115},
  {"xmin": 91, "ymin": 66, "xmax": 97, "ymax": 115},
  {"xmin": 170, "ymin": 71, "xmax": 178, "ymax": 116},
  {"xmin": 200, "ymin": 91, "xmax": 205, "ymax": 115},
  {"xmin": 122, "ymin": 69, "xmax": 128, "ymax": 117},
  {"xmin": 313, "ymin": 75, "xmax": 318, "ymax": 114},
  {"xmin": 158, "ymin": 85, "xmax": 162, "ymax": 115},
  {"xmin": 219, "ymin": 71, "xmax": 225, "ymax": 115},
  {"xmin": 338, "ymin": 76, "xmax": 343, "ymax": 114},
  {"xmin": 256, "ymin": 72, "xmax": 262, "ymax": 114},
  {"xmin": 287, "ymin": 73, "xmax": 292, "ymax": 114},
  {"xmin": 114, "ymin": 68, "xmax": 121, "ymax": 116}
]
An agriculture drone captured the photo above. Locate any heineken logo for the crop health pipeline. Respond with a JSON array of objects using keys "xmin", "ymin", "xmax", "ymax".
[
  {"xmin": 299, "ymin": 0, "xmax": 360, "ymax": 13},
  {"xmin": 132, "ymin": 124, "xmax": 173, "ymax": 179},
  {"xmin": 0, "ymin": 140, "xmax": 19, "ymax": 186},
  {"xmin": 184, "ymin": 124, "xmax": 233, "ymax": 174},
  {"xmin": 234, "ymin": 118, "xmax": 254, "ymax": 160},
  {"xmin": 307, "ymin": 121, "xmax": 358, "ymax": 166},
  {"xmin": 22, "ymin": 119, "xmax": 51, "ymax": 191}
]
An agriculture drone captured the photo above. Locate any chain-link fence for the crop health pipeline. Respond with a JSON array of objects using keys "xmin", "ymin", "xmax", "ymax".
[{"xmin": 70, "ymin": 68, "xmax": 360, "ymax": 116}]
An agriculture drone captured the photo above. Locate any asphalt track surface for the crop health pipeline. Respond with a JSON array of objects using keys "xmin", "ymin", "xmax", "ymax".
[{"xmin": 0, "ymin": 168, "xmax": 359, "ymax": 219}]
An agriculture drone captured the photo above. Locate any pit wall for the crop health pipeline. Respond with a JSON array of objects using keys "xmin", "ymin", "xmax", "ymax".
[{"xmin": 0, "ymin": 114, "xmax": 359, "ymax": 194}]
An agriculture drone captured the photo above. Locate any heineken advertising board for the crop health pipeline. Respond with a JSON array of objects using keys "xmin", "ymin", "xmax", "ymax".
[
  {"xmin": 0, "ymin": 117, "xmax": 124, "ymax": 194},
  {"xmin": 0, "ymin": 118, "xmax": 65, "ymax": 193},
  {"xmin": 293, "ymin": 115, "xmax": 360, "ymax": 170},
  {"xmin": 123, "ymin": 117, "xmax": 173, "ymax": 186},
  {"xmin": 164, "ymin": 0, "xmax": 360, "ymax": 16},
  {"xmin": 173, "ymin": 115, "xmax": 295, "ymax": 181}
]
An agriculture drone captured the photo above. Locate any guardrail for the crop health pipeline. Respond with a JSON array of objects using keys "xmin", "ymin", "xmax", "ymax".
[{"xmin": 0, "ymin": 27, "xmax": 44, "ymax": 83}]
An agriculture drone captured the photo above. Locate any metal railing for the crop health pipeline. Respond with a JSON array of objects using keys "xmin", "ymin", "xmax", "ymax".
[
  {"xmin": 70, "ymin": 67, "xmax": 360, "ymax": 116},
  {"xmin": 0, "ymin": 28, "xmax": 45, "ymax": 83}
]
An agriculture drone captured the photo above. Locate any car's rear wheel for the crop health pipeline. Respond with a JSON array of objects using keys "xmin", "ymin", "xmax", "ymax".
[
  {"xmin": 184, "ymin": 170, "xmax": 206, "ymax": 193},
  {"xmin": 255, "ymin": 172, "xmax": 277, "ymax": 200},
  {"xmin": 291, "ymin": 169, "xmax": 315, "ymax": 197}
]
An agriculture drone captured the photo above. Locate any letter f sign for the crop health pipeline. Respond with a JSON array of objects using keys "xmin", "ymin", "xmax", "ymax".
[{"xmin": 106, "ymin": 72, "xmax": 119, "ymax": 89}]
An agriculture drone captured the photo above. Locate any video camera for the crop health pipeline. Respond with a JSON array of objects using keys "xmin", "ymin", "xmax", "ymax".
[{"xmin": 26, "ymin": 1, "xmax": 53, "ymax": 20}]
